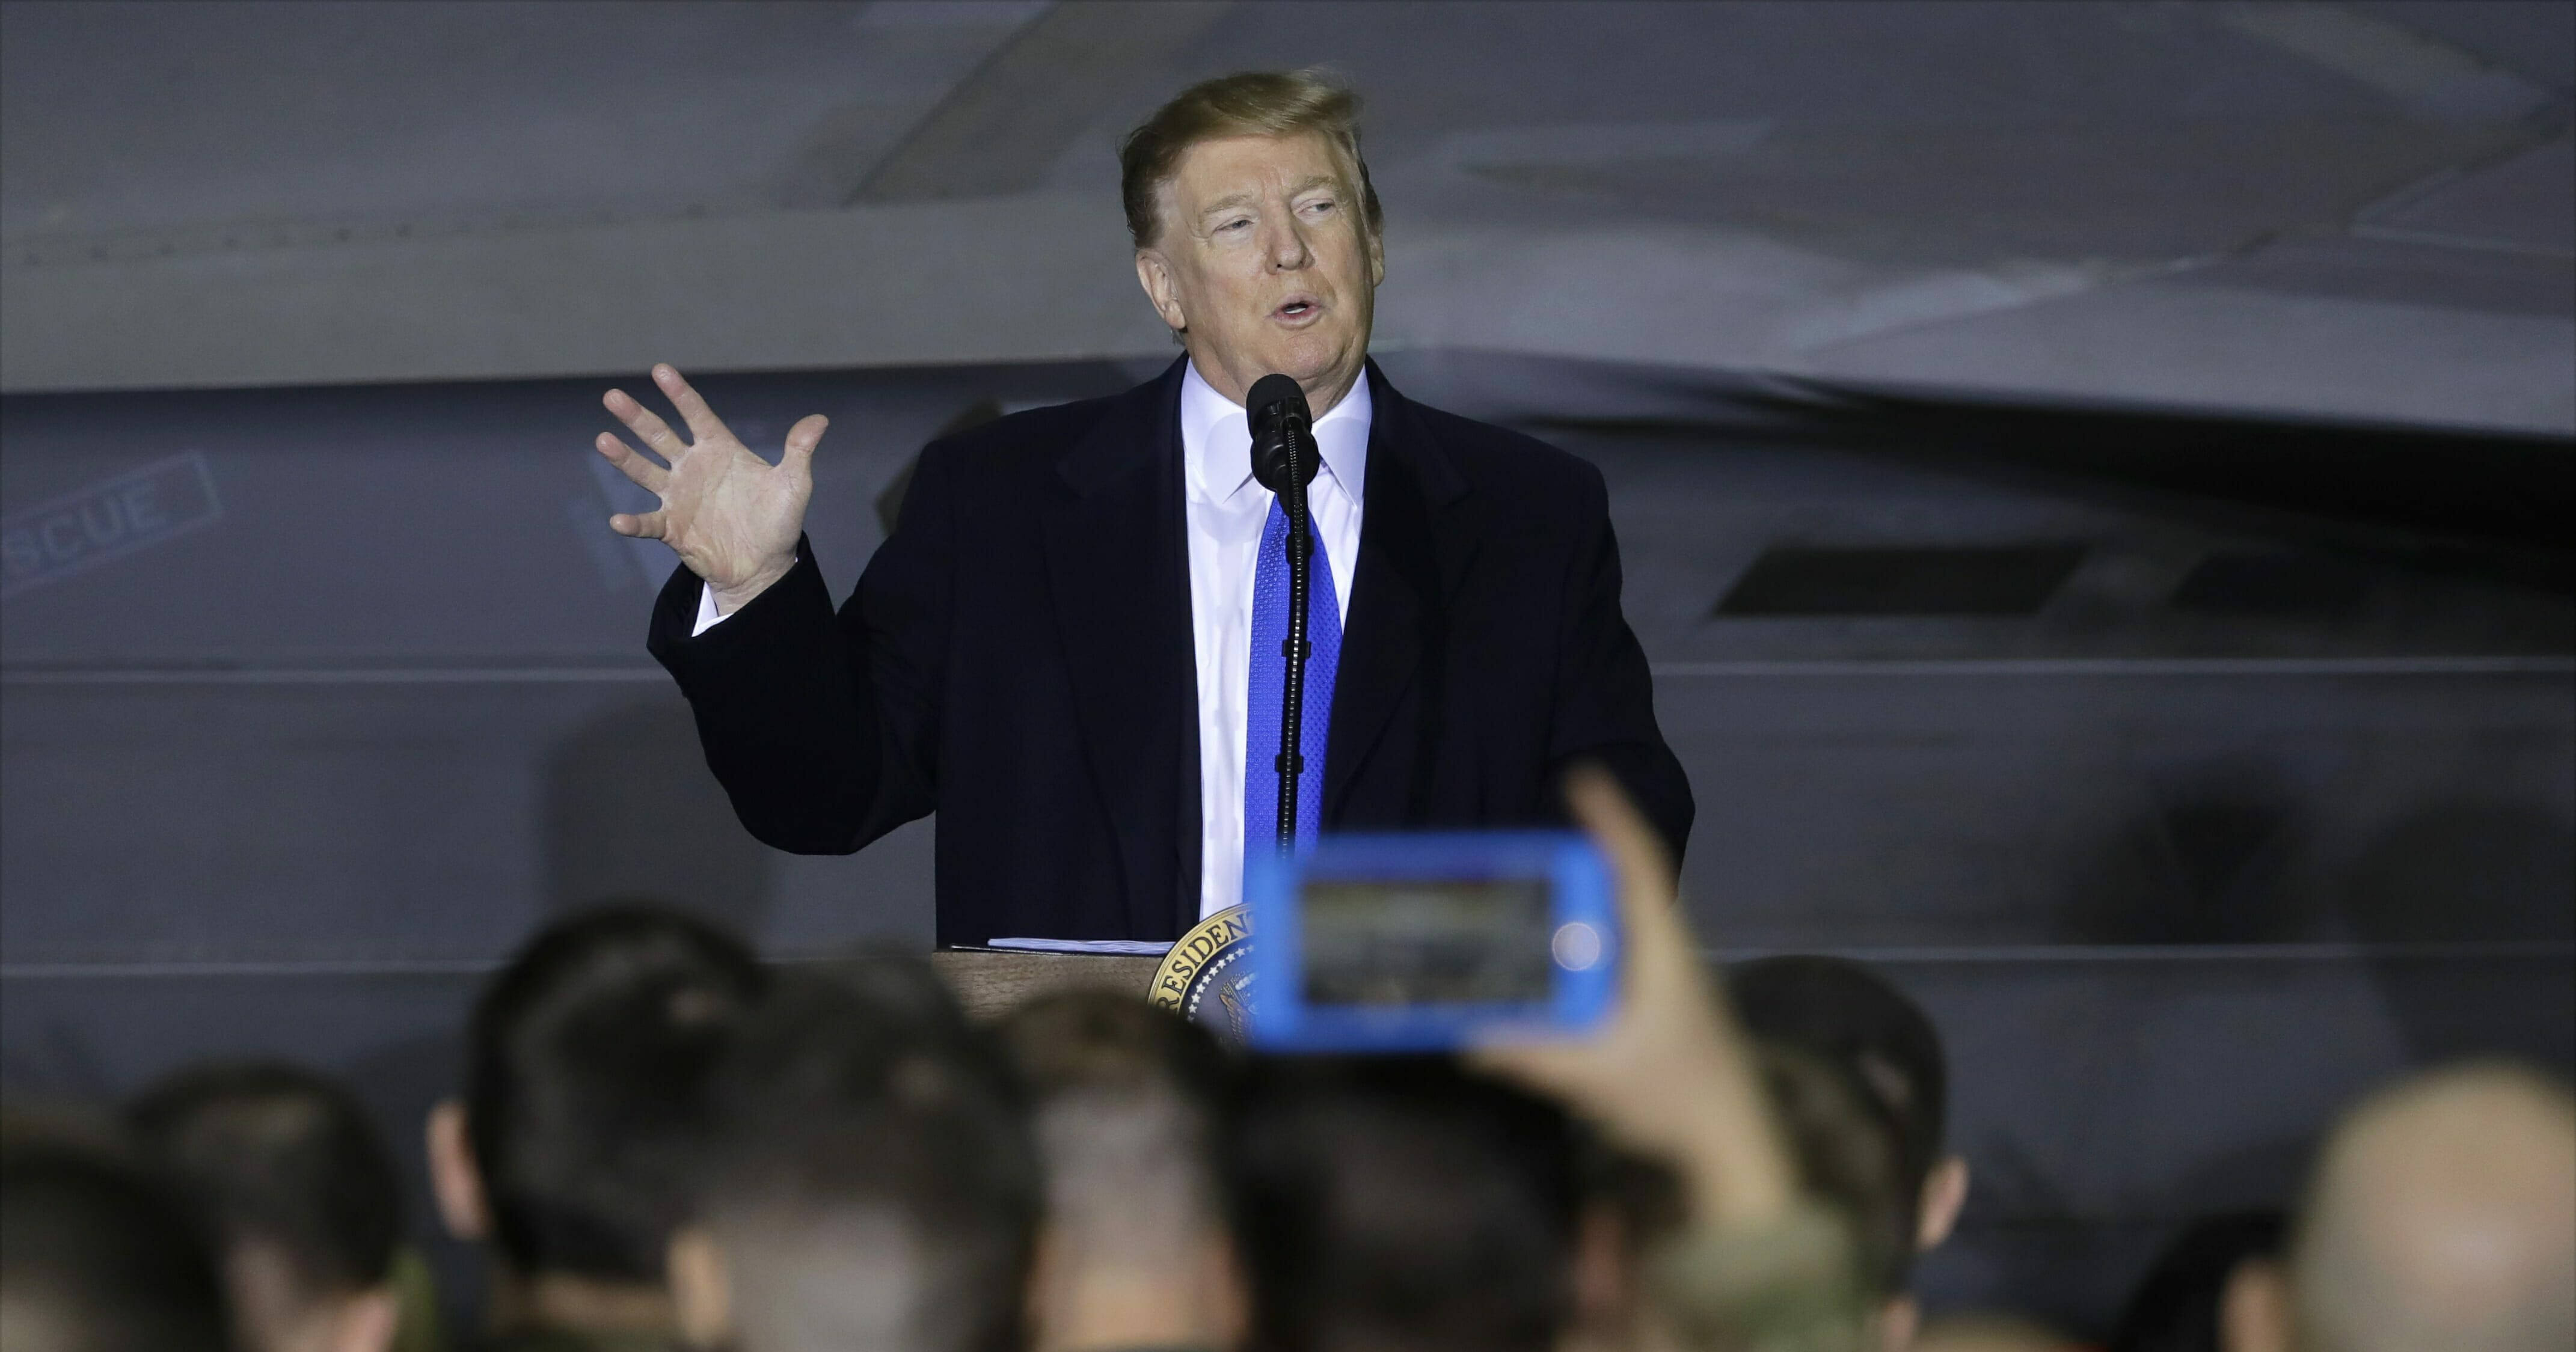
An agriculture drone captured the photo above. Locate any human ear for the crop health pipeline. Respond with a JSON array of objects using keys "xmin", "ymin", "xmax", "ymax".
[
  {"xmin": 1918, "ymin": 1155, "xmax": 1970, "ymax": 1250},
  {"xmin": 2219, "ymin": 1258, "xmax": 2295, "ymax": 1352},
  {"xmin": 424, "ymin": 1101, "xmax": 490, "ymax": 1243},
  {"xmin": 1367, "ymin": 226, "xmax": 1385, "ymax": 287},
  {"xmin": 1134, "ymin": 250, "xmax": 1188, "ymax": 335},
  {"xmin": 667, "ymin": 1227, "xmax": 734, "ymax": 1349}
]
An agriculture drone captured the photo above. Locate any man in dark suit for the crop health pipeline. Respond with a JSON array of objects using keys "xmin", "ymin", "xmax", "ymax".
[{"xmin": 593, "ymin": 71, "xmax": 1690, "ymax": 947}]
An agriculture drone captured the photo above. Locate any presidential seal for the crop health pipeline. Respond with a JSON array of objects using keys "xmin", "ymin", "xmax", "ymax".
[{"xmin": 1147, "ymin": 904, "xmax": 1257, "ymax": 1044}]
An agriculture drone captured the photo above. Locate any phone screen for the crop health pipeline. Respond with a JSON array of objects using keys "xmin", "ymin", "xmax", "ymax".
[{"xmin": 1299, "ymin": 875, "xmax": 1554, "ymax": 1007}]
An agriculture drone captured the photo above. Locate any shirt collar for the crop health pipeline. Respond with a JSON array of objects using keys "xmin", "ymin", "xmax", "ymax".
[{"xmin": 1181, "ymin": 359, "xmax": 1372, "ymax": 507}]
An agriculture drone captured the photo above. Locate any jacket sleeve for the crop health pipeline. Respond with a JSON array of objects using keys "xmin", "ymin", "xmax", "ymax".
[
  {"xmin": 644, "ymin": 447, "xmax": 956, "ymax": 854},
  {"xmin": 1547, "ymin": 460, "xmax": 1696, "ymax": 864}
]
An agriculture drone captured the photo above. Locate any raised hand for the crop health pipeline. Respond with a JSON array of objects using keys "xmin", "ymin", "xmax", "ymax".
[
  {"xmin": 1468, "ymin": 766, "xmax": 1799, "ymax": 1228},
  {"xmin": 594, "ymin": 364, "xmax": 827, "ymax": 614}
]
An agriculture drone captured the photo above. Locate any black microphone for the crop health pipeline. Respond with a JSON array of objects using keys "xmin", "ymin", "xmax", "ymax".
[
  {"xmin": 1246, "ymin": 373, "xmax": 1318, "ymax": 852},
  {"xmin": 1247, "ymin": 373, "xmax": 1317, "ymax": 495}
]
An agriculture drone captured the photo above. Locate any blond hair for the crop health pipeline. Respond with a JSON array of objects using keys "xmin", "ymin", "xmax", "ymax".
[{"xmin": 1118, "ymin": 69, "xmax": 1383, "ymax": 249}]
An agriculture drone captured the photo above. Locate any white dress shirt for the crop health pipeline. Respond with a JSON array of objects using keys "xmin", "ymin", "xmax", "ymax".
[
  {"xmin": 692, "ymin": 361, "xmax": 1372, "ymax": 934},
  {"xmin": 1179, "ymin": 360, "xmax": 1370, "ymax": 922}
]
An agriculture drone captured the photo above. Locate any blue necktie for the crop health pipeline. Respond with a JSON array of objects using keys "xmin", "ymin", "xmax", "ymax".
[{"xmin": 1244, "ymin": 497, "xmax": 1342, "ymax": 872}]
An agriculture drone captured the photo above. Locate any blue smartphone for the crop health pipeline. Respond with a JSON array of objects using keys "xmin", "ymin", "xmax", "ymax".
[{"xmin": 1244, "ymin": 831, "xmax": 1619, "ymax": 1052}]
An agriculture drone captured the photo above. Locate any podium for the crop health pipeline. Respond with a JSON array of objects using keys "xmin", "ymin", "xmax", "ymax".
[
  {"xmin": 925, "ymin": 907, "xmax": 1254, "ymax": 1027},
  {"xmin": 929, "ymin": 949, "xmax": 1162, "ymax": 1019}
]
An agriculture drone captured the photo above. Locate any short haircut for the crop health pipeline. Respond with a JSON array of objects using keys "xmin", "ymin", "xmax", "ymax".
[
  {"xmin": 466, "ymin": 902, "xmax": 766, "ymax": 1280},
  {"xmin": 129, "ymin": 1061, "xmax": 402, "ymax": 1303},
  {"xmin": 1119, "ymin": 69, "xmax": 1384, "ymax": 249},
  {"xmin": 993, "ymin": 989, "xmax": 1230, "ymax": 1106},
  {"xmin": 2109, "ymin": 1210, "xmax": 2287, "ymax": 1352},
  {"xmin": 994, "ymin": 993, "xmax": 1233, "ymax": 1255},
  {"xmin": 1729, "ymin": 957, "xmax": 1949, "ymax": 1241},
  {"xmin": 1228, "ymin": 1056, "xmax": 1579, "ymax": 1352},
  {"xmin": 815, "ymin": 948, "xmax": 986, "ymax": 1050},
  {"xmin": 1754, "ymin": 1041, "xmax": 1913, "ymax": 1298},
  {"xmin": 1, "ymin": 1109, "xmax": 232, "ymax": 1352},
  {"xmin": 695, "ymin": 968, "xmax": 1040, "ymax": 1352}
]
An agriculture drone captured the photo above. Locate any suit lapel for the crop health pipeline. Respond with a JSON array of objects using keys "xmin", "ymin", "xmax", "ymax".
[
  {"xmin": 1041, "ymin": 358, "xmax": 1195, "ymax": 937},
  {"xmin": 1326, "ymin": 362, "xmax": 1475, "ymax": 821}
]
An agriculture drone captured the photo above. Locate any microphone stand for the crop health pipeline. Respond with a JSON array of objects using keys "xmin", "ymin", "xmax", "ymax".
[{"xmin": 1274, "ymin": 417, "xmax": 1313, "ymax": 853}]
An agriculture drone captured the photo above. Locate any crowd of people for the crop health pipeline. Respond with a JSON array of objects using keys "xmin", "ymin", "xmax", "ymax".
[{"xmin": 4, "ymin": 773, "xmax": 2570, "ymax": 1352}]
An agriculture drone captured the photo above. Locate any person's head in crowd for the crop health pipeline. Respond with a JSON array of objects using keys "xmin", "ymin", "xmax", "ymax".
[
  {"xmin": 129, "ymin": 1062, "xmax": 404, "ymax": 1352},
  {"xmin": 1752, "ymin": 1040, "xmax": 1916, "ymax": 1349},
  {"xmin": 1228, "ymin": 1055, "xmax": 1581, "ymax": 1352},
  {"xmin": 817, "ymin": 946, "xmax": 985, "ymax": 1046},
  {"xmin": 1732, "ymin": 956, "xmax": 1965, "ymax": 1348},
  {"xmin": 993, "ymin": 991, "xmax": 1244, "ymax": 1352},
  {"xmin": 2223, "ymin": 1061, "xmax": 2576, "ymax": 1352},
  {"xmin": 1728, "ymin": 956, "xmax": 1969, "ymax": 1259},
  {"xmin": 1, "ymin": 1106, "xmax": 234, "ymax": 1352},
  {"xmin": 2111, "ymin": 1211, "xmax": 2286, "ymax": 1352},
  {"xmin": 425, "ymin": 902, "xmax": 765, "ymax": 1344},
  {"xmin": 665, "ymin": 967, "xmax": 1041, "ymax": 1352}
]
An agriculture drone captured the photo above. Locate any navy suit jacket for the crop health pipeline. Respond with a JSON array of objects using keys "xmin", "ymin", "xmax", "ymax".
[{"xmin": 648, "ymin": 357, "xmax": 1691, "ymax": 946}]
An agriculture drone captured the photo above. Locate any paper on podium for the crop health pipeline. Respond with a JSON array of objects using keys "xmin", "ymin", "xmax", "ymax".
[{"xmin": 929, "ymin": 905, "xmax": 1259, "ymax": 1042}]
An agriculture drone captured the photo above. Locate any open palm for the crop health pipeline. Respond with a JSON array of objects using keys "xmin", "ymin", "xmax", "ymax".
[{"xmin": 593, "ymin": 364, "xmax": 827, "ymax": 611}]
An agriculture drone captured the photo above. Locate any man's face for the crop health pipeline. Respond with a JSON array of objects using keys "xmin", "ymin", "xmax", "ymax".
[{"xmin": 1136, "ymin": 131, "xmax": 1383, "ymax": 412}]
